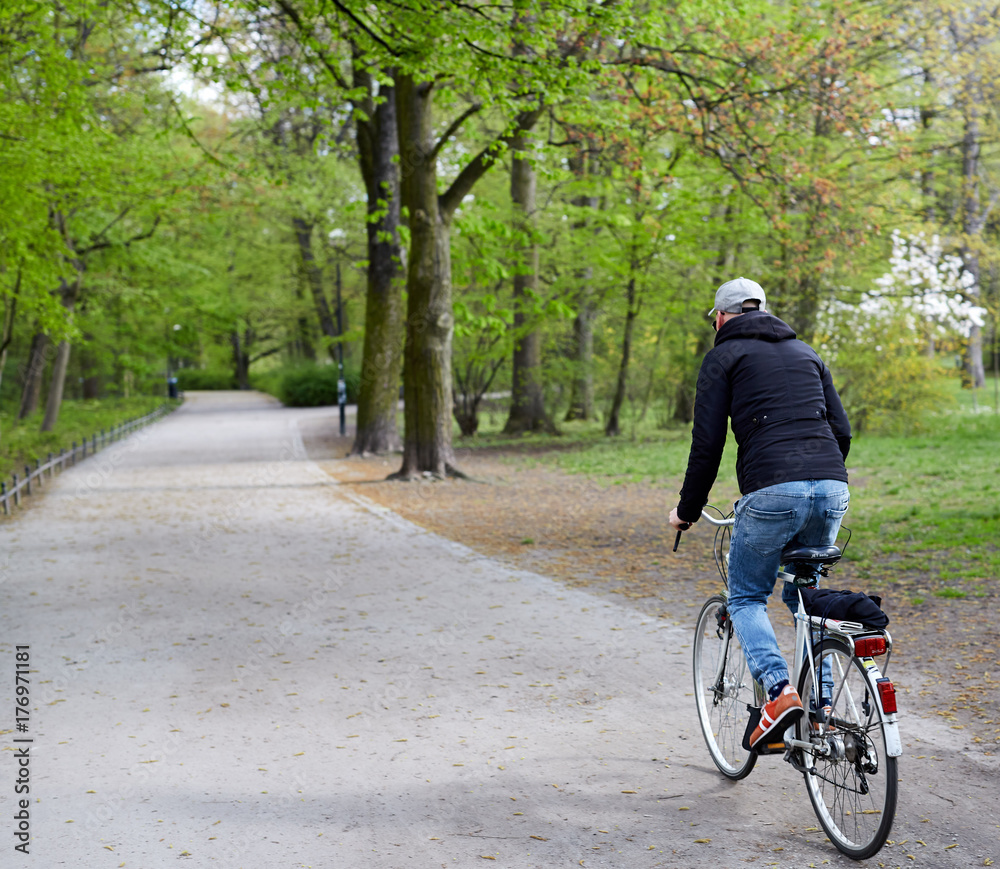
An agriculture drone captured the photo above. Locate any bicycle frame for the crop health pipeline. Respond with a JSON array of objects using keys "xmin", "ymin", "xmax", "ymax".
[{"xmin": 697, "ymin": 509, "xmax": 901, "ymax": 758}]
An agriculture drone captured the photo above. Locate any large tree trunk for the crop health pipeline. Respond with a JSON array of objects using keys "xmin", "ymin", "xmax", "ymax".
[
  {"xmin": 960, "ymin": 105, "xmax": 988, "ymax": 389},
  {"xmin": 564, "ymin": 301, "xmax": 595, "ymax": 421},
  {"xmin": 564, "ymin": 178, "xmax": 599, "ymax": 423},
  {"xmin": 292, "ymin": 216, "xmax": 338, "ymax": 360},
  {"xmin": 0, "ymin": 287, "xmax": 17, "ymax": 444},
  {"xmin": 605, "ymin": 274, "xmax": 638, "ymax": 437},
  {"xmin": 80, "ymin": 333, "xmax": 100, "ymax": 399},
  {"xmin": 231, "ymin": 327, "xmax": 252, "ymax": 390},
  {"xmin": 352, "ymin": 65, "xmax": 405, "ymax": 455},
  {"xmin": 18, "ymin": 331, "xmax": 50, "ymax": 419},
  {"xmin": 389, "ymin": 67, "xmax": 541, "ymax": 476},
  {"xmin": 293, "ymin": 276, "xmax": 316, "ymax": 361},
  {"xmin": 40, "ymin": 340, "xmax": 71, "ymax": 432},
  {"xmin": 40, "ymin": 277, "xmax": 81, "ymax": 432},
  {"xmin": 393, "ymin": 73, "xmax": 458, "ymax": 478},
  {"xmin": 504, "ymin": 130, "xmax": 556, "ymax": 435}
]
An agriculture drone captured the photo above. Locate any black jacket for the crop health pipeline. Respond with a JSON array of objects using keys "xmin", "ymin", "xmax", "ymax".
[{"xmin": 677, "ymin": 311, "xmax": 851, "ymax": 523}]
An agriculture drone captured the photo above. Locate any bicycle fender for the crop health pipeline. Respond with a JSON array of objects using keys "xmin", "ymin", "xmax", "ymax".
[
  {"xmin": 881, "ymin": 713, "xmax": 902, "ymax": 757},
  {"xmin": 863, "ymin": 659, "xmax": 903, "ymax": 757}
]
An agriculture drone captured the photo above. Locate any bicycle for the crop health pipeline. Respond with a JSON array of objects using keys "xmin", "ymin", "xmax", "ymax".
[{"xmin": 680, "ymin": 508, "xmax": 900, "ymax": 860}]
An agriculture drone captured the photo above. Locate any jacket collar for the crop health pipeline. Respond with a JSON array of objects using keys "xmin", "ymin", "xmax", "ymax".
[{"xmin": 715, "ymin": 310, "xmax": 797, "ymax": 345}]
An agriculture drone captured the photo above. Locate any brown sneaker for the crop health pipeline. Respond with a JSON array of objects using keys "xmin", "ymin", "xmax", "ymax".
[{"xmin": 749, "ymin": 685, "xmax": 804, "ymax": 749}]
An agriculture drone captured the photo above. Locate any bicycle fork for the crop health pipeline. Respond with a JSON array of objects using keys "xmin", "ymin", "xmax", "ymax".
[{"xmin": 710, "ymin": 603, "xmax": 733, "ymax": 704}]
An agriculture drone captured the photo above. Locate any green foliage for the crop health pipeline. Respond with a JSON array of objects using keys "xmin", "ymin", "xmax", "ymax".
[
  {"xmin": 0, "ymin": 396, "xmax": 169, "ymax": 481},
  {"xmin": 262, "ymin": 364, "xmax": 361, "ymax": 408},
  {"xmin": 2, "ymin": 0, "xmax": 994, "ymax": 468}
]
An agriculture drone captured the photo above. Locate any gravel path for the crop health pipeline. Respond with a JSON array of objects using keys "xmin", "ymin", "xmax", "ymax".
[{"xmin": 2, "ymin": 391, "xmax": 996, "ymax": 868}]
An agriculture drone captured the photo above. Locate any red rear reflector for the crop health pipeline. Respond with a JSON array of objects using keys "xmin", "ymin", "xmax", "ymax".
[
  {"xmin": 877, "ymin": 678, "xmax": 897, "ymax": 714},
  {"xmin": 854, "ymin": 636, "xmax": 887, "ymax": 657}
]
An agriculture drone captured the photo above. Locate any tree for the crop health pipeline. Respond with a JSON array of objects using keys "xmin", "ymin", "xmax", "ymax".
[
  {"xmin": 332, "ymin": 6, "xmax": 543, "ymax": 474},
  {"xmin": 562, "ymin": 140, "xmax": 602, "ymax": 422},
  {"xmin": 0, "ymin": 1, "xmax": 208, "ymax": 431},
  {"xmin": 503, "ymin": 126, "xmax": 559, "ymax": 435},
  {"xmin": 213, "ymin": 1, "xmax": 407, "ymax": 452},
  {"xmin": 351, "ymin": 58, "xmax": 405, "ymax": 454},
  {"xmin": 627, "ymin": 1, "xmax": 907, "ymax": 338},
  {"xmin": 907, "ymin": 1, "xmax": 1000, "ymax": 389},
  {"xmin": 502, "ymin": 4, "xmax": 557, "ymax": 435},
  {"xmin": 1, "ymin": 0, "xmax": 99, "ymax": 431}
]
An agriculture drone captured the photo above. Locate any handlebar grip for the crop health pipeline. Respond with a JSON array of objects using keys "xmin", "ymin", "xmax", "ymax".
[{"xmin": 672, "ymin": 523, "xmax": 691, "ymax": 552}]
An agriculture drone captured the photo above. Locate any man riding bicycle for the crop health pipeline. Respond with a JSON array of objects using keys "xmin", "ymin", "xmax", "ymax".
[{"xmin": 668, "ymin": 277, "xmax": 851, "ymax": 749}]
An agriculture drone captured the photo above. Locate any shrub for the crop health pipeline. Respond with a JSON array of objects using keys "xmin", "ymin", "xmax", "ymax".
[
  {"xmin": 274, "ymin": 364, "xmax": 361, "ymax": 407},
  {"xmin": 175, "ymin": 368, "xmax": 237, "ymax": 390},
  {"xmin": 817, "ymin": 308, "xmax": 954, "ymax": 435},
  {"xmin": 832, "ymin": 345, "xmax": 951, "ymax": 435}
]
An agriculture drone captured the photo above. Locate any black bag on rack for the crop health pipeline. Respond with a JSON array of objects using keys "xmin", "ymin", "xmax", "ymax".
[{"xmin": 799, "ymin": 587, "xmax": 889, "ymax": 629}]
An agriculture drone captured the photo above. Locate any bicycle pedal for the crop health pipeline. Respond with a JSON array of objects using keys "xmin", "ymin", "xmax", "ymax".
[
  {"xmin": 784, "ymin": 748, "xmax": 811, "ymax": 774},
  {"xmin": 742, "ymin": 705, "xmax": 761, "ymax": 753}
]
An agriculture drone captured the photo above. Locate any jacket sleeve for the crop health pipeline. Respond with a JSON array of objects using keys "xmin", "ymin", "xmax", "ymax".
[
  {"xmin": 676, "ymin": 351, "xmax": 732, "ymax": 522},
  {"xmin": 820, "ymin": 363, "xmax": 852, "ymax": 460}
]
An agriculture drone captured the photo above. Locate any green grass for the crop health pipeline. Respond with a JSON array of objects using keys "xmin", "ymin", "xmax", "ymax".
[
  {"xmin": 841, "ymin": 410, "xmax": 1000, "ymax": 581},
  {"xmin": 0, "ymin": 396, "xmax": 172, "ymax": 482},
  {"xmin": 465, "ymin": 415, "xmax": 735, "ymax": 488}
]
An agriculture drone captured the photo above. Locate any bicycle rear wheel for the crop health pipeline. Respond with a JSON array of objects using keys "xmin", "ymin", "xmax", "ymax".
[
  {"xmin": 692, "ymin": 594, "xmax": 756, "ymax": 779},
  {"xmin": 796, "ymin": 639, "xmax": 898, "ymax": 860}
]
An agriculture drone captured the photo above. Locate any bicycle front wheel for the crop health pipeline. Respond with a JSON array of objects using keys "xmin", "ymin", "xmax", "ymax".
[
  {"xmin": 796, "ymin": 639, "xmax": 898, "ymax": 860},
  {"xmin": 692, "ymin": 594, "xmax": 756, "ymax": 779}
]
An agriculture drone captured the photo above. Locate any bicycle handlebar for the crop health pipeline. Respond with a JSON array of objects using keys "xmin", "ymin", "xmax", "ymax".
[
  {"xmin": 672, "ymin": 509, "xmax": 735, "ymax": 552},
  {"xmin": 699, "ymin": 510, "xmax": 734, "ymax": 527}
]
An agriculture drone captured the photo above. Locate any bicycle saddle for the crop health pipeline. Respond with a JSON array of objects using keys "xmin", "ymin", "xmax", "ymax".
[{"xmin": 781, "ymin": 544, "xmax": 842, "ymax": 564}]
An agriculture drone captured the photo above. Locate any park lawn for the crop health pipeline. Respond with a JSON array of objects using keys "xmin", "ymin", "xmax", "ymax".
[
  {"xmin": 844, "ymin": 411, "xmax": 1000, "ymax": 595},
  {"xmin": 469, "ymin": 387, "xmax": 1000, "ymax": 600},
  {"xmin": 0, "ymin": 396, "xmax": 171, "ymax": 483}
]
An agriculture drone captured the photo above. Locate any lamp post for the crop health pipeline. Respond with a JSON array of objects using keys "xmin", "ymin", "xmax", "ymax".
[{"xmin": 336, "ymin": 263, "xmax": 346, "ymax": 437}]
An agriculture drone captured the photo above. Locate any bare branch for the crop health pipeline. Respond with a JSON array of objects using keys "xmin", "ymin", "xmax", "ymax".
[
  {"xmin": 274, "ymin": 0, "xmax": 351, "ymax": 90},
  {"xmin": 440, "ymin": 106, "xmax": 543, "ymax": 218},
  {"xmin": 328, "ymin": 0, "xmax": 400, "ymax": 56},
  {"xmin": 430, "ymin": 102, "xmax": 483, "ymax": 163}
]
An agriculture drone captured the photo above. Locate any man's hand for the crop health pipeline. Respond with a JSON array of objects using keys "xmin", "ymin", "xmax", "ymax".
[{"xmin": 668, "ymin": 507, "xmax": 692, "ymax": 530}]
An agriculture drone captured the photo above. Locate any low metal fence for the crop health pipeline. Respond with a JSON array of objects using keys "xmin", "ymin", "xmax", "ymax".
[{"xmin": 0, "ymin": 403, "xmax": 175, "ymax": 516}]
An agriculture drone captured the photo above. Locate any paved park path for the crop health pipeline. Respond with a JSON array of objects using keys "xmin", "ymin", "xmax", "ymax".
[{"xmin": 2, "ymin": 391, "xmax": 997, "ymax": 868}]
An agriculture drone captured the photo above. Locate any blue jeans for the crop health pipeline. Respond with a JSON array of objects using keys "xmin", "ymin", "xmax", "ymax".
[{"xmin": 726, "ymin": 479, "xmax": 850, "ymax": 698}]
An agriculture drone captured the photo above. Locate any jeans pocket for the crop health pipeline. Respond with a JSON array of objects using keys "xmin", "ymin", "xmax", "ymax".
[
  {"xmin": 742, "ymin": 506, "xmax": 796, "ymax": 557},
  {"xmin": 825, "ymin": 491, "xmax": 850, "ymax": 523}
]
